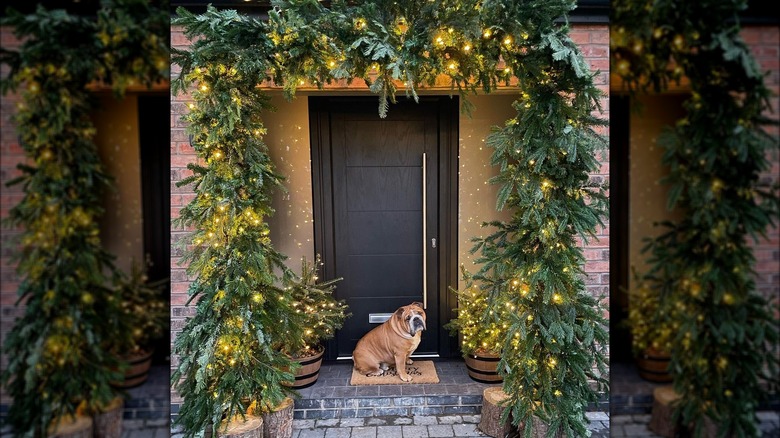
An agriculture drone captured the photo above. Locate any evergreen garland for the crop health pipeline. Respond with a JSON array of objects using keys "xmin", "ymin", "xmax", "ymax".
[
  {"xmin": 170, "ymin": 7, "xmax": 307, "ymax": 436},
  {"xmin": 172, "ymin": 1, "xmax": 608, "ymax": 435},
  {"xmin": 0, "ymin": 1, "xmax": 168, "ymax": 435},
  {"xmin": 612, "ymin": 0, "xmax": 780, "ymax": 436}
]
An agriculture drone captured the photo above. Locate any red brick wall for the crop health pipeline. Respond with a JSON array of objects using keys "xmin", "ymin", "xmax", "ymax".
[
  {"xmin": 743, "ymin": 26, "xmax": 780, "ymax": 302},
  {"xmin": 0, "ymin": 26, "xmax": 25, "ymax": 406}
]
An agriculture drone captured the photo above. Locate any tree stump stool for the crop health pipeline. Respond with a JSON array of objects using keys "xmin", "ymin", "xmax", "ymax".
[
  {"xmin": 49, "ymin": 415, "xmax": 93, "ymax": 438},
  {"xmin": 94, "ymin": 397, "xmax": 124, "ymax": 438},
  {"xmin": 649, "ymin": 385, "xmax": 680, "ymax": 438},
  {"xmin": 518, "ymin": 419, "xmax": 565, "ymax": 438},
  {"xmin": 478, "ymin": 387, "xmax": 514, "ymax": 438},
  {"xmin": 261, "ymin": 397, "xmax": 294, "ymax": 438},
  {"xmin": 214, "ymin": 416, "xmax": 264, "ymax": 438}
]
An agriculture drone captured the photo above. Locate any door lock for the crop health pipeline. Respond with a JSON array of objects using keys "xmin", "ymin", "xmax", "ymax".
[{"xmin": 431, "ymin": 238, "xmax": 436, "ymax": 248}]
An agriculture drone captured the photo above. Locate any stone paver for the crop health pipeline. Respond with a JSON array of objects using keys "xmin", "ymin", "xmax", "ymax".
[
  {"xmin": 428, "ymin": 424, "xmax": 455, "ymax": 437},
  {"xmin": 351, "ymin": 426, "xmax": 378, "ymax": 438},
  {"xmin": 402, "ymin": 425, "xmax": 430, "ymax": 437},
  {"xmin": 376, "ymin": 425, "xmax": 403, "ymax": 437}
]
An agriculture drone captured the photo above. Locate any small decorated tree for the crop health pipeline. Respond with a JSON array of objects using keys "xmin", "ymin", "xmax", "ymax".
[
  {"xmin": 445, "ymin": 267, "xmax": 509, "ymax": 357},
  {"xmin": 0, "ymin": 1, "xmax": 168, "ymax": 435},
  {"xmin": 284, "ymin": 255, "xmax": 349, "ymax": 359}
]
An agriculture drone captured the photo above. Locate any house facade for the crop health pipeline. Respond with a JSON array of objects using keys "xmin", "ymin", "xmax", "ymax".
[{"xmin": 168, "ymin": 10, "xmax": 611, "ymax": 410}]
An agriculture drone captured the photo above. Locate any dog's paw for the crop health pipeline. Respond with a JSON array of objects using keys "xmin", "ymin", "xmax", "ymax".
[
  {"xmin": 405, "ymin": 359, "xmax": 414, "ymax": 365},
  {"xmin": 399, "ymin": 375, "xmax": 413, "ymax": 382}
]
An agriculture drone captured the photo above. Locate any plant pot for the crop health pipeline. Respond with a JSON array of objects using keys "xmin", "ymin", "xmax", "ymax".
[
  {"xmin": 464, "ymin": 350, "xmax": 503, "ymax": 383},
  {"xmin": 113, "ymin": 348, "xmax": 154, "ymax": 389},
  {"xmin": 285, "ymin": 346, "xmax": 324, "ymax": 389},
  {"xmin": 636, "ymin": 347, "xmax": 672, "ymax": 383}
]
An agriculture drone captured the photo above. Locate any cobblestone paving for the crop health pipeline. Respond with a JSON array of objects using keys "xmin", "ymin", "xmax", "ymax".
[
  {"xmin": 290, "ymin": 412, "xmax": 610, "ymax": 438},
  {"xmin": 610, "ymin": 412, "xmax": 780, "ymax": 438}
]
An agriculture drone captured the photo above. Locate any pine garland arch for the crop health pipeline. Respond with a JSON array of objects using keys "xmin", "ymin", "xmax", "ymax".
[{"xmin": 171, "ymin": 0, "xmax": 609, "ymax": 436}]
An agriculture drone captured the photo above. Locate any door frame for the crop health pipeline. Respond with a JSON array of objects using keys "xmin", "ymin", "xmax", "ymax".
[{"xmin": 309, "ymin": 95, "xmax": 460, "ymax": 360}]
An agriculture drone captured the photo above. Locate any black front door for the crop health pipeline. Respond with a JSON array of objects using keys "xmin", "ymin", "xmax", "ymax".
[{"xmin": 310, "ymin": 96, "xmax": 458, "ymax": 360}]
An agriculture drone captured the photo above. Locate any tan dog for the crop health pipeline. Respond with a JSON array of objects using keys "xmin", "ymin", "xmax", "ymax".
[{"xmin": 352, "ymin": 302, "xmax": 427, "ymax": 382}]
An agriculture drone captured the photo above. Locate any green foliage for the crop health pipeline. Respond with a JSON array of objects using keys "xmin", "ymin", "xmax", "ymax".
[
  {"xmin": 0, "ymin": 1, "xmax": 169, "ymax": 435},
  {"xmin": 170, "ymin": 7, "xmax": 308, "ymax": 436},
  {"xmin": 114, "ymin": 258, "xmax": 169, "ymax": 354},
  {"xmin": 284, "ymin": 255, "xmax": 350, "ymax": 357},
  {"xmin": 444, "ymin": 267, "xmax": 510, "ymax": 356},
  {"xmin": 174, "ymin": 1, "xmax": 608, "ymax": 435},
  {"xmin": 613, "ymin": 1, "xmax": 780, "ymax": 436}
]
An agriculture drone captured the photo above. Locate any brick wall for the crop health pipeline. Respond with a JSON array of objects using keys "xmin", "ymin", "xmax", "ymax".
[
  {"xmin": 743, "ymin": 26, "xmax": 780, "ymax": 303},
  {"xmin": 0, "ymin": 25, "xmax": 25, "ymax": 408}
]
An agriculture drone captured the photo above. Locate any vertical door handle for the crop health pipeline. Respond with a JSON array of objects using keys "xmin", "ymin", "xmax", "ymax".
[{"xmin": 422, "ymin": 152, "xmax": 427, "ymax": 310}]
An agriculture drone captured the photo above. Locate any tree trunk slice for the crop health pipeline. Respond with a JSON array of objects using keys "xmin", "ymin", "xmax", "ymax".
[
  {"xmin": 517, "ymin": 418, "xmax": 565, "ymax": 438},
  {"xmin": 217, "ymin": 416, "xmax": 264, "ymax": 438},
  {"xmin": 48, "ymin": 415, "xmax": 93, "ymax": 438},
  {"xmin": 478, "ymin": 387, "xmax": 514, "ymax": 438},
  {"xmin": 93, "ymin": 397, "xmax": 124, "ymax": 438},
  {"xmin": 261, "ymin": 397, "xmax": 294, "ymax": 438},
  {"xmin": 649, "ymin": 385, "xmax": 680, "ymax": 438}
]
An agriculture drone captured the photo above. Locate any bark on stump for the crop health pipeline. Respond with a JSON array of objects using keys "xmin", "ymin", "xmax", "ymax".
[
  {"xmin": 261, "ymin": 397, "xmax": 294, "ymax": 438},
  {"xmin": 517, "ymin": 419, "xmax": 565, "ymax": 438},
  {"xmin": 216, "ymin": 416, "xmax": 264, "ymax": 438},
  {"xmin": 93, "ymin": 397, "xmax": 124, "ymax": 438},
  {"xmin": 478, "ymin": 387, "xmax": 514, "ymax": 438},
  {"xmin": 649, "ymin": 385, "xmax": 680, "ymax": 438},
  {"xmin": 48, "ymin": 415, "xmax": 93, "ymax": 438}
]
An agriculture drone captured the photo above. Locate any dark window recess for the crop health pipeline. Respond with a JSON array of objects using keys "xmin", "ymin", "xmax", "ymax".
[{"xmin": 138, "ymin": 94, "xmax": 171, "ymax": 365}]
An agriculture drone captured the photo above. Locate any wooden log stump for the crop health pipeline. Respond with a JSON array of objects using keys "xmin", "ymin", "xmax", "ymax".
[
  {"xmin": 48, "ymin": 415, "xmax": 93, "ymax": 438},
  {"xmin": 517, "ymin": 418, "xmax": 564, "ymax": 438},
  {"xmin": 216, "ymin": 416, "xmax": 264, "ymax": 438},
  {"xmin": 93, "ymin": 397, "xmax": 124, "ymax": 438},
  {"xmin": 261, "ymin": 397, "xmax": 294, "ymax": 438},
  {"xmin": 478, "ymin": 387, "xmax": 514, "ymax": 438},
  {"xmin": 649, "ymin": 385, "xmax": 680, "ymax": 438}
]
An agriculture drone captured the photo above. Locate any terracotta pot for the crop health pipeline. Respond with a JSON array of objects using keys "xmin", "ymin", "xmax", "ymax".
[
  {"xmin": 284, "ymin": 346, "xmax": 325, "ymax": 389},
  {"xmin": 636, "ymin": 347, "xmax": 672, "ymax": 383},
  {"xmin": 113, "ymin": 349, "xmax": 154, "ymax": 389},
  {"xmin": 464, "ymin": 350, "xmax": 503, "ymax": 383}
]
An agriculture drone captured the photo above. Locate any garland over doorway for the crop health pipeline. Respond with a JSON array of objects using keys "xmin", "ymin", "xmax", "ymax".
[{"xmin": 171, "ymin": 1, "xmax": 609, "ymax": 436}]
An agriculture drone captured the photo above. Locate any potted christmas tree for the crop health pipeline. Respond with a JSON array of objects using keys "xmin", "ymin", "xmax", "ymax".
[
  {"xmin": 113, "ymin": 258, "xmax": 169, "ymax": 389},
  {"xmin": 625, "ymin": 270, "xmax": 675, "ymax": 383},
  {"xmin": 445, "ymin": 268, "xmax": 508, "ymax": 383},
  {"xmin": 281, "ymin": 255, "xmax": 349, "ymax": 389}
]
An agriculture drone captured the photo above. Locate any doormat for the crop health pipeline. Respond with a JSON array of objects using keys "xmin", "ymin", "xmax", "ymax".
[{"xmin": 350, "ymin": 361, "xmax": 439, "ymax": 385}]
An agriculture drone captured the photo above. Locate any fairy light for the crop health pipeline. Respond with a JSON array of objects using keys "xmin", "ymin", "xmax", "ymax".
[
  {"xmin": 483, "ymin": 29, "xmax": 492, "ymax": 38},
  {"xmin": 463, "ymin": 43, "xmax": 471, "ymax": 52}
]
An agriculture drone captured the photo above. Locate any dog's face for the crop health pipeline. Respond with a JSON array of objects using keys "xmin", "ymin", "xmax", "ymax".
[{"xmin": 395, "ymin": 302, "xmax": 426, "ymax": 336}]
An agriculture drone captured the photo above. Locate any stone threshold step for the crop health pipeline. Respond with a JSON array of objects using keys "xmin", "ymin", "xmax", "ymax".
[{"xmin": 293, "ymin": 394, "xmax": 609, "ymax": 420}]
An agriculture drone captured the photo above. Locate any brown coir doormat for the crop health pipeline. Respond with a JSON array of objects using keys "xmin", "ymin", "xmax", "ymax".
[{"xmin": 350, "ymin": 360, "xmax": 439, "ymax": 385}]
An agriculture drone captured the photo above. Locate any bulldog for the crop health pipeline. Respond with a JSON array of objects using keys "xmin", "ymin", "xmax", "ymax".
[{"xmin": 352, "ymin": 302, "xmax": 427, "ymax": 382}]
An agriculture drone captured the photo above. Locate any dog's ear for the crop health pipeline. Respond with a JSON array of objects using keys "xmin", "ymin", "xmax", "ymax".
[
  {"xmin": 395, "ymin": 307, "xmax": 405, "ymax": 318},
  {"xmin": 411, "ymin": 301, "xmax": 423, "ymax": 308}
]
